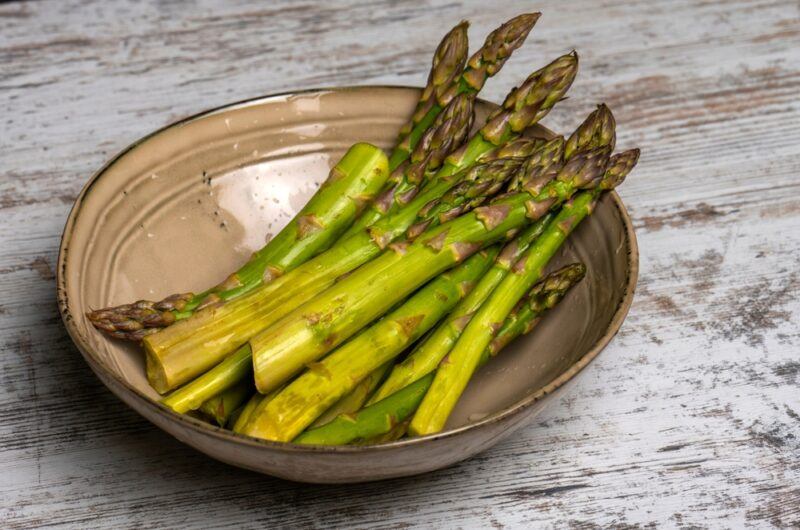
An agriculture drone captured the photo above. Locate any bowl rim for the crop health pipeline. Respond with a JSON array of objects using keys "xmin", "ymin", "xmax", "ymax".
[{"xmin": 57, "ymin": 85, "xmax": 638, "ymax": 454}]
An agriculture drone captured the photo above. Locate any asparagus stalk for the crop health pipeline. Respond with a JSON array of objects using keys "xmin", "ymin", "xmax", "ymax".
[
  {"xmin": 232, "ymin": 392, "xmax": 266, "ymax": 433},
  {"xmin": 309, "ymin": 361, "xmax": 393, "ymax": 429},
  {"xmin": 390, "ymin": 21, "xmax": 469, "ymax": 169},
  {"xmin": 198, "ymin": 379, "xmax": 252, "ymax": 426},
  {"xmin": 390, "ymin": 13, "xmax": 541, "ymax": 169},
  {"xmin": 148, "ymin": 157, "xmax": 525, "ymax": 396},
  {"xmin": 296, "ymin": 263, "xmax": 585, "ymax": 445},
  {"xmin": 342, "ymin": 93, "xmax": 475, "ymax": 239},
  {"xmin": 241, "ymin": 247, "xmax": 501, "ymax": 442},
  {"xmin": 161, "ymin": 344, "xmax": 252, "ymax": 414},
  {"xmin": 87, "ymin": 142, "xmax": 389, "ymax": 340},
  {"xmin": 483, "ymin": 263, "xmax": 586, "ymax": 363},
  {"xmin": 409, "ymin": 148, "xmax": 640, "ymax": 436},
  {"xmin": 143, "ymin": 54, "xmax": 577, "ymax": 394},
  {"xmin": 294, "ymin": 374, "xmax": 435, "ymax": 445}
]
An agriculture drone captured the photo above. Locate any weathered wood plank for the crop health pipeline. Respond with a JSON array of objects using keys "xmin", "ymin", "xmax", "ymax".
[{"xmin": 1, "ymin": 0, "xmax": 798, "ymax": 527}]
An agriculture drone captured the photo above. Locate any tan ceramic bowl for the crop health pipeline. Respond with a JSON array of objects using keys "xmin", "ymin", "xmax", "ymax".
[{"xmin": 58, "ymin": 87, "xmax": 637, "ymax": 483}]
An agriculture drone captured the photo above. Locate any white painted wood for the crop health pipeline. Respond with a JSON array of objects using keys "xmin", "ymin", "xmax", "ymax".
[{"xmin": 1, "ymin": 0, "xmax": 798, "ymax": 527}]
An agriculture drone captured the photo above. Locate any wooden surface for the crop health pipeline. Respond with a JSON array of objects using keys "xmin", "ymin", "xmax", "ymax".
[{"xmin": 1, "ymin": 0, "xmax": 799, "ymax": 527}]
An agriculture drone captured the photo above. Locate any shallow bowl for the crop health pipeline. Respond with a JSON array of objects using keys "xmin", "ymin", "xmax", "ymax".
[{"xmin": 57, "ymin": 86, "xmax": 638, "ymax": 483}]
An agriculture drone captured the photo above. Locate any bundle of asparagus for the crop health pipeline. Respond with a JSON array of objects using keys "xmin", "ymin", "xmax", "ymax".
[{"xmin": 87, "ymin": 12, "xmax": 640, "ymax": 446}]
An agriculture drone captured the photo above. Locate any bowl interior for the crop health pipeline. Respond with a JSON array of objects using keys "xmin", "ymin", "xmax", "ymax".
[{"xmin": 60, "ymin": 87, "xmax": 633, "ymax": 435}]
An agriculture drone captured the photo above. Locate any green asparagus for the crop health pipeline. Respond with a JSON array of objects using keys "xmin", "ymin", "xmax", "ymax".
[
  {"xmin": 309, "ymin": 361, "xmax": 393, "ymax": 429},
  {"xmin": 148, "ymin": 157, "xmax": 525, "ymax": 397},
  {"xmin": 389, "ymin": 13, "xmax": 541, "ymax": 169},
  {"xmin": 294, "ymin": 374, "xmax": 435, "ymax": 445},
  {"xmin": 198, "ymin": 379, "xmax": 252, "ymax": 426},
  {"xmin": 298, "ymin": 263, "xmax": 585, "ymax": 445},
  {"xmin": 410, "ymin": 148, "xmax": 639, "ymax": 435},
  {"xmin": 145, "ymin": 52, "xmax": 576, "ymax": 394},
  {"xmin": 483, "ymin": 263, "xmax": 586, "ymax": 363},
  {"xmin": 87, "ymin": 142, "xmax": 389, "ymax": 340},
  {"xmin": 242, "ymin": 248, "xmax": 500, "ymax": 441}
]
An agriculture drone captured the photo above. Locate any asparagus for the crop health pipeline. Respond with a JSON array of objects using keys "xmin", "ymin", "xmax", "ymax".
[
  {"xmin": 232, "ymin": 392, "xmax": 267, "ymax": 433},
  {"xmin": 410, "ymin": 148, "xmax": 640, "ymax": 436},
  {"xmin": 294, "ymin": 374, "xmax": 435, "ymax": 445},
  {"xmin": 389, "ymin": 13, "xmax": 541, "ymax": 169},
  {"xmin": 198, "ymin": 379, "xmax": 252, "ymax": 426},
  {"xmin": 483, "ymin": 263, "xmax": 586, "ymax": 363},
  {"xmin": 368, "ymin": 137, "xmax": 567, "ymax": 402},
  {"xmin": 87, "ymin": 142, "xmax": 389, "ymax": 340},
  {"xmin": 309, "ymin": 361, "xmax": 393, "ymax": 429},
  {"xmin": 296, "ymin": 263, "xmax": 586, "ymax": 445},
  {"xmin": 247, "ymin": 157, "xmax": 533, "ymax": 395},
  {"xmin": 343, "ymin": 47, "xmax": 571, "ymax": 240},
  {"xmin": 143, "ymin": 53, "xmax": 577, "ymax": 393},
  {"xmin": 390, "ymin": 21, "xmax": 469, "ymax": 169},
  {"xmin": 241, "ymin": 248, "xmax": 501, "ymax": 441},
  {"xmin": 342, "ymin": 93, "xmax": 475, "ymax": 239},
  {"xmin": 161, "ymin": 343, "xmax": 252, "ymax": 414},
  {"xmin": 249, "ymin": 143, "xmax": 609, "ymax": 400},
  {"xmin": 368, "ymin": 104, "xmax": 614, "ymax": 402},
  {"xmin": 148, "ymin": 157, "xmax": 525, "ymax": 396},
  {"xmin": 565, "ymin": 103, "xmax": 616, "ymax": 161}
]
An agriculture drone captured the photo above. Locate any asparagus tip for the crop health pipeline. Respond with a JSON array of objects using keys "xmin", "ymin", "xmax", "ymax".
[
  {"xmin": 601, "ymin": 148, "xmax": 640, "ymax": 190},
  {"xmin": 565, "ymin": 103, "xmax": 617, "ymax": 160}
]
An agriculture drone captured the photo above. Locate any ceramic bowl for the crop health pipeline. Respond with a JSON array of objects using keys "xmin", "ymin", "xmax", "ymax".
[{"xmin": 57, "ymin": 86, "xmax": 638, "ymax": 483}]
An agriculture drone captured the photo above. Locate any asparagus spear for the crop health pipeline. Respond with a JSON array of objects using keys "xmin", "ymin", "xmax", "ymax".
[
  {"xmin": 343, "ymin": 47, "xmax": 571, "ymax": 239},
  {"xmin": 144, "ymin": 54, "xmax": 577, "ymax": 394},
  {"xmin": 390, "ymin": 21, "xmax": 469, "ymax": 169},
  {"xmin": 87, "ymin": 142, "xmax": 389, "ymax": 340},
  {"xmin": 249, "ymin": 144, "xmax": 608, "ymax": 398},
  {"xmin": 389, "ymin": 13, "xmax": 541, "ymax": 169},
  {"xmin": 369, "ymin": 106, "xmax": 616, "ymax": 401},
  {"xmin": 294, "ymin": 374, "xmax": 435, "ymax": 445},
  {"xmin": 295, "ymin": 263, "xmax": 585, "ymax": 445},
  {"xmin": 232, "ymin": 392, "xmax": 266, "ymax": 433},
  {"xmin": 483, "ymin": 263, "xmax": 586, "ymax": 363},
  {"xmin": 161, "ymin": 343, "xmax": 253, "ymax": 414},
  {"xmin": 148, "ymin": 157, "xmax": 525, "ymax": 396},
  {"xmin": 198, "ymin": 379, "xmax": 252, "ymax": 426},
  {"xmin": 241, "ymin": 248, "xmax": 501, "ymax": 441},
  {"xmin": 368, "ymin": 217, "xmax": 552, "ymax": 404},
  {"xmin": 309, "ymin": 361, "xmax": 393, "ymax": 429},
  {"xmin": 410, "ymin": 148, "xmax": 640, "ymax": 436},
  {"xmin": 342, "ymin": 93, "xmax": 475, "ymax": 239}
]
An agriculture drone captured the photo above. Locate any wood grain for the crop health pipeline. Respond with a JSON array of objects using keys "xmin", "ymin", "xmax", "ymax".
[{"xmin": 1, "ymin": 0, "xmax": 798, "ymax": 527}]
